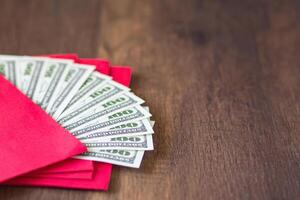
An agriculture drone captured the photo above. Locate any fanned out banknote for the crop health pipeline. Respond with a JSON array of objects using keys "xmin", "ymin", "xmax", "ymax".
[{"xmin": 0, "ymin": 55, "xmax": 154, "ymax": 168}]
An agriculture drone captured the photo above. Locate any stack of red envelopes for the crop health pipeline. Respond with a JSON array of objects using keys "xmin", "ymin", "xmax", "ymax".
[{"xmin": 0, "ymin": 54, "xmax": 153, "ymax": 190}]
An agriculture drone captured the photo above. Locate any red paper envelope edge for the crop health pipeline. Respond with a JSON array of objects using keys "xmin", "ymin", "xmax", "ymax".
[
  {"xmin": 5, "ymin": 64, "xmax": 132, "ymax": 190},
  {"xmin": 110, "ymin": 66, "xmax": 132, "ymax": 86},
  {"xmin": 30, "ymin": 158, "xmax": 94, "ymax": 174},
  {"xmin": 42, "ymin": 53, "xmax": 79, "ymax": 62},
  {"xmin": 5, "ymin": 163, "xmax": 112, "ymax": 190},
  {"xmin": 24, "ymin": 170, "xmax": 94, "ymax": 180},
  {"xmin": 0, "ymin": 75, "xmax": 87, "ymax": 183}
]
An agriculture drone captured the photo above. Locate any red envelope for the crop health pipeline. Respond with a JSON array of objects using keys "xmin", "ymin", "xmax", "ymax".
[
  {"xmin": 0, "ymin": 75, "xmax": 86, "ymax": 183},
  {"xmin": 28, "ymin": 54, "xmax": 96, "ymax": 175},
  {"xmin": 5, "ymin": 64, "xmax": 132, "ymax": 190},
  {"xmin": 5, "ymin": 162, "xmax": 112, "ymax": 190},
  {"xmin": 29, "ymin": 56, "xmax": 111, "ymax": 179},
  {"xmin": 45, "ymin": 53, "xmax": 79, "ymax": 62},
  {"xmin": 25, "ymin": 170, "xmax": 94, "ymax": 180},
  {"xmin": 110, "ymin": 66, "xmax": 132, "ymax": 86},
  {"xmin": 30, "ymin": 158, "xmax": 94, "ymax": 174}
]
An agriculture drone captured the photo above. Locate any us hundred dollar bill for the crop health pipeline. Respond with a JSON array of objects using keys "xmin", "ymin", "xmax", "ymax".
[
  {"xmin": 0, "ymin": 55, "xmax": 39, "ymax": 91},
  {"xmin": 60, "ymin": 92, "xmax": 144, "ymax": 127},
  {"xmin": 0, "ymin": 55, "xmax": 34, "ymax": 87},
  {"xmin": 75, "ymin": 149, "xmax": 145, "ymax": 168},
  {"xmin": 84, "ymin": 120, "xmax": 154, "ymax": 151},
  {"xmin": 85, "ymin": 134, "xmax": 154, "ymax": 151},
  {"xmin": 78, "ymin": 119, "xmax": 154, "ymax": 140},
  {"xmin": 58, "ymin": 80, "xmax": 130, "ymax": 121},
  {"xmin": 16, "ymin": 58, "xmax": 46, "ymax": 96},
  {"xmin": 0, "ymin": 60, "xmax": 17, "ymax": 85},
  {"xmin": 67, "ymin": 105, "xmax": 152, "ymax": 137},
  {"xmin": 46, "ymin": 64, "xmax": 95, "ymax": 119},
  {"xmin": 32, "ymin": 58, "xmax": 73, "ymax": 105},
  {"xmin": 64, "ymin": 71, "xmax": 112, "ymax": 112}
]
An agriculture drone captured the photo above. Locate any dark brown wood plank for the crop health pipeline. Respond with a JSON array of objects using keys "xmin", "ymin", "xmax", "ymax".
[
  {"xmin": 1, "ymin": 0, "xmax": 300, "ymax": 199},
  {"xmin": 0, "ymin": 0, "xmax": 101, "ymax": 57}
]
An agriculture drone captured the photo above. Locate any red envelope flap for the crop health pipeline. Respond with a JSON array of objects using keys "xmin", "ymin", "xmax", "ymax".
[
  {"xmin": 4, "ymin": 63, "xmax": 132, "ymax": 190},
  {"xmin": 43, "ymin": 54, "xmax": 79, "ymax": 62},
  {"xmin": 0, "ymin": 75, "xmax": 86, "ymax": 182},
  {"xmin": 25, "ymin": 170, "xmax": 94, "ymax": 180},
  {"xmin": 32, "ymin": 158, "xmax": 94, "ymax": 174},
  {"xmin": 6, "ymin": 162, "xmax": 112, "ymax": 190},
  {"xmin": 110, "ymin": 66, "xmax": 132, "ymax": 86}
]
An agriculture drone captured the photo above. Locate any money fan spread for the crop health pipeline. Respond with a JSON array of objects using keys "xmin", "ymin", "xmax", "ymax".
[{"xmin": 0, "ymin": 54, "xmax": 154, "ymax": 190}]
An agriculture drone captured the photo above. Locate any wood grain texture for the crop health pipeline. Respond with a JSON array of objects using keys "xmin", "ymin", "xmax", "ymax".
[{"xmin": 0, "ymin": 0, "xmax": 300, "ymax": 199}]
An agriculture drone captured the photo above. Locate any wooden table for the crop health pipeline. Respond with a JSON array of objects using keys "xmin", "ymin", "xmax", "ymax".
[{"xmin": 0, "ymin": 0, "xmax": 300, "ymax": 199}]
